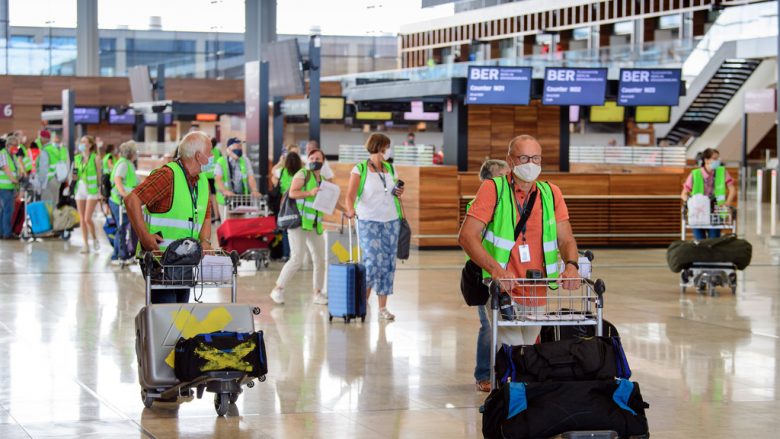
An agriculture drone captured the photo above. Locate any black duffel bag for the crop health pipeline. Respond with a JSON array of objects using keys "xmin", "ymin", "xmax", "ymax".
[
  {"xmin": 667, "ymin": 234, "xmax": 752, "ymax": 273},
  {"xmin": 460, "ymin": 259, "xmax": 489, "ymax": 306},
  {"xmin": 482, "ymin": 379, "xmax": 650, "ymax": 439},
  {"xmin": 174, "ymin": 331, "xmax": 268, "ymax": 382},
  {"xmin": 539, "ymin": 314, "xmax": 620, "ymax": 343},
  {"xmin": 495, "ymin": 336, "xmax": 631, "ymax": 385}
]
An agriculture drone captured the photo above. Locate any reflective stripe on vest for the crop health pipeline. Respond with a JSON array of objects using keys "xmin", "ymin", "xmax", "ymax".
[
  {"xmin": 355, "ymin": 160, "xmax": 403, "ymax": 219},
  {"xmin": 110, "ymin": 157, "xmax": 138, "ymax": 205},
  {"xmin": 480, "ymin": 177, "xmax": 559, "ymax": 281},
  {"xmin": 295, "ymin": 169, "xmax": 324, "ymax": 234},
  {"xmin": 215, "ymin": 156, "xmax": 249, "ymax": 205},
  {"xmin": 691, "ymin": 167, "xmax": 727, "ymax": 205},
  {"xmin": 0, "ymin": 149, "xmax": 17, "ymax": 189},
  {"xmin": 139, "ymin": 161, "xmax": 209, "ymax": 255},
  {"xmin": 75, "ymin": 153, "xmax": 99, "ymax": 195}
]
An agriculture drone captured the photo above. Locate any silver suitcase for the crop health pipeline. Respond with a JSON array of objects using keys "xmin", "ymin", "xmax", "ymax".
[{"xmin": 135, "ymin": 302, "xmax": 257, "ymax": 391}]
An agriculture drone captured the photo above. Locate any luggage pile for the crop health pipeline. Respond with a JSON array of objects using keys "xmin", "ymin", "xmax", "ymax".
[
  {"xmin": 667, "ymin": 235, "xmax": 752, "ymax": 296},
  {"xmin": 482, "ymin": 333, "xmax": 650, "ymax": 439},
  {"xmin": 216, "ymin": 195, "xmax": 276, "ymax": 270}
]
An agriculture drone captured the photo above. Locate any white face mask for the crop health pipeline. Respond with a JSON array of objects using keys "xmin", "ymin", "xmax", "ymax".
[{"xmin": 513, "ymin": 162, "xmax": 541, "ymax": 182}]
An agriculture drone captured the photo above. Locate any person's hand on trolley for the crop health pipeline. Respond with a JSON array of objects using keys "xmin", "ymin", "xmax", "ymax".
[
  {"xmin": 140, "ymin": 232, "xmax": 164, "ymax": 252},
  {"xmin": 561, "ymin": 263, "xmax": 581, "ymax": 290}
]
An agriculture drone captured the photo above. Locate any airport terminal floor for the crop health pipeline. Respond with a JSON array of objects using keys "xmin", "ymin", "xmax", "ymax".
[{"xmin": 0, "ymin": 200, "xmax": 779, "ymax": 439}]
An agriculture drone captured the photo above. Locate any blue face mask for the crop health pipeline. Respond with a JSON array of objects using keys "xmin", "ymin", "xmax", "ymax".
[
  {"xmin": 709, "ymin": 159, "xmax": 721, "ymax": 169},
  {"xmin": 78, "ymin": 143, "xmax": 86, "ymax": 153},
  {"xmin": 233, "ymin": 149, "xmax": 243, "ymax": 158},
  {"xmin": 200, "ymin": 155, "xmax": 214, "ymax": 174}
]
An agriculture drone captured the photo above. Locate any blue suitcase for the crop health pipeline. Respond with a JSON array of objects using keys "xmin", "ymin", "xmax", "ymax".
[
  {"xmin": 328, "ymin": 218, "xmax": 367, "ymax": 323},
  {"xmin": 27, "ymin": 201, "xmax": 52, "ymax": 235}
]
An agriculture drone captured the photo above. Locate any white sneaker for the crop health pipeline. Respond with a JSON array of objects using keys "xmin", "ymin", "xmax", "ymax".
[
  {"xmin": 270, "ymin": 288, "xmax": 285, "ymax": 305},
  {"xmin": 313, "ymin": 293, "xmax": 328, "ymax": 305},
  {"xmin": 79, "ymin": 247, "xmax": 90, "ymax": 254},
  {"xmin": 378, "ymin": 308, "xmax": 395, "ymax": 321},
  {"xmin": 93, "ymin": 240, "xmax": 100, "ymax": 252},
  {"xmin": 110, "ymin": 259, "xmax": 122, "ymax": 266}
]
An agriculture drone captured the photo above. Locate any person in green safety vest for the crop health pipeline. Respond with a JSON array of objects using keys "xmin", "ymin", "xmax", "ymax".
[
  {"xmin": 471, "ymin": 159, "xmax": 511, "ymax": 392},
  {"xmin": 344, "ymin": 133, "xmax": 407, "ymax": 321},
  {"xmin": 72, "ymin": 135, "xmax": 103, "ymax": 253},
  {"xmin": 125, "ymin": 131, "xmax": 214, "ymax": 304},
  {"xmin": 214, "ymin": 137, "xmax": 261, "ymax": 220},
  {"xmin": 5, "ymin": 134, "xmax": 29, "ymax": 180},
  {"xmin": 270, "ymin": 149, "xmax": 345, "ymax": 306},
  {"xmin": 458, "ymin": 135, "xmax": 582, "ymax": 348},
  {"xmin": 0, "ymin": 138, "xmax": 21, "ymax": 239},
  {"xmin": 108, "ymin": 141, "xmax": 139, "ymax": 265},
  {"xmin": 681, "ymin": 148, "xmax": 736, "ymax": 240},
  {"xmin": 271, "ymin": 148, "xmax": 303, "ymax": 261}
]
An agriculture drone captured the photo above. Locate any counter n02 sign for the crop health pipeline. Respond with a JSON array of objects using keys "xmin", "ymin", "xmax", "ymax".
[{"xmin": 0, "ymin": 104, "xmax": 13, "ymax": 119}]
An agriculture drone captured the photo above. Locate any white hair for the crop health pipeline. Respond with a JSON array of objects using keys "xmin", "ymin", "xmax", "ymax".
[
  {"xmin": 119, "ymin": 140, "xmax": 137, "ymax": 159},
  {"xmin": 177, "ymin": 131, "xmax": 209, "ymax": 159}
]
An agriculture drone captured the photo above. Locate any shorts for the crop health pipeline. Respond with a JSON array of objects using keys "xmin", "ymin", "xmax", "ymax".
[
  {"xmin": 74, "ymin": 181, "xmax": 100, "ymax": 201},
  {"xmin": 208, "ymin": 178, "xmax": 216, "ymax": 195}
]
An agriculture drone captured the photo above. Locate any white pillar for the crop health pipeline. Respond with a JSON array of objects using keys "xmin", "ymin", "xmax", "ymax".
[{"xmin": 76, "ymin": 0, "xmax": 99, "ymax": 76}]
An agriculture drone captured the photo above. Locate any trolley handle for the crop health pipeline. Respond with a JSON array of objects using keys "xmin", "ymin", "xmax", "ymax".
[
  {"xmin": 578, "ymin": 249, "xmax": 594, "ymax": 262},
  {"xmin": 487, "ymin": 276, "xmax": 606, "ymax": 310}
]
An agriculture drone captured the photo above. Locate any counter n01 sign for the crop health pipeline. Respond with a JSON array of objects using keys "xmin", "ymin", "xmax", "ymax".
[{"xmin": 466, "ymin": 66, "xmax": 532, "ymax": 105}]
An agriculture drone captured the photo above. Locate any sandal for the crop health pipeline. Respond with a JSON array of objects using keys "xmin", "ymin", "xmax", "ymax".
[{"xmin": 476, "ymin": 380, "xmax": 491, "ymax": 392}]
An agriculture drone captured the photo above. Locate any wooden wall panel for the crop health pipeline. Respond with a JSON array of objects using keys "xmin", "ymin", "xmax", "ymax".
[
  {"xmin": 490, "ymin": 107, "xmax": 514, "ymax": 158},
  {"xmin": 467, "ymin": 106, "xmax": 491, "ymax": 171}
]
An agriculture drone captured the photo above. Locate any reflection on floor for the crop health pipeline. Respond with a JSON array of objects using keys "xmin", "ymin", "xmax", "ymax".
[{"xmin": 1, "ymin": 204, "xmax": 779, "ymax": 438}]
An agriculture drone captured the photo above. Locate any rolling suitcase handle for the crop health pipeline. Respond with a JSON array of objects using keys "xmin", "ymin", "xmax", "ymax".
[{"xmin": 345, "ymin": 214, "xmax": 361, "ymax": 264}]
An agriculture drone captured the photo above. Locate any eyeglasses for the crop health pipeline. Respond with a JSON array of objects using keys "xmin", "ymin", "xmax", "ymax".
[{"xmin": 517, "ymin": 155, "xmax": 543, "ymax": 164}]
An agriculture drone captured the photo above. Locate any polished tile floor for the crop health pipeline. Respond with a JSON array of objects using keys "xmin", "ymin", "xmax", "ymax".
[{"xmin": 0, "ymin": 201, "xmax": 779, "ymax": 438}]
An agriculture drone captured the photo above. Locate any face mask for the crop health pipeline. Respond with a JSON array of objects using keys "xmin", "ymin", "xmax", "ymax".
[
  {"xmin": 233, "ymin": 149, "xmax": 243, "ymax": 158},
  {"xmin": 78, "ymin": 143, "xmax": 86, "ymax": 153},
  {"xmin": 709, "ymin": 159, "xmax": 721, "ymax": 169},
  {"xmin": 200, "ymin": 155, "xmax": 214, "ymax": 173},
  {"xmin": 513, "ymin": 162, "xmax": 541, "ymax": 182},
  {"xmin": 308, "ymin": 161, "xmax": 323, "ymax": 171}
]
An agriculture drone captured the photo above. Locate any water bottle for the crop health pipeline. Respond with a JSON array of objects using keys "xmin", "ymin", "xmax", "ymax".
[
  {"xmin": 499, "ymin": 292, "xmax": 514, "ymax": 321},
  {"xmin": 578, "ymin": 255, "xmax": 592, "ymax": 279}
]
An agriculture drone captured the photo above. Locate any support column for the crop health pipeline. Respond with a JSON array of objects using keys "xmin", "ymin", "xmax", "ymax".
[
  {"xmin": 560, "ymin": 106, "xmax": 570, "ymax": 172},
  {"xmin": 776, "ymin": 0, "xmax": 780, "ymax": 211},
  {"xmin": 589, "ymin": 26, "xmax": 600, "ymax": 51},
  {"xmin": 632, "ymin": 18, "xmax": 644, "ymax": 48},
  {"xmin": 680, "ymin": 11, "xmax": 693, "ymax": 41},
  {"xmin": 244, "ymin": 0, "xmax": 277, "ymax": 63},
  {"xmin": 245, "ymin": 61, "xmax": 270, "ymax": 193},
  {"xmin": 0, "ymin": 0, "xmax": 8, "ymax": 74},
  {"xmin": 443, "ymin": 96, "xmax": 467, "ymax": 172},
  {"xmin": 76, "ymin": 0, "xmax": 99, "ymax": 76},
  {"xmin": 308, "ymin": 35, "xmax": 321, "ymax": 145}
]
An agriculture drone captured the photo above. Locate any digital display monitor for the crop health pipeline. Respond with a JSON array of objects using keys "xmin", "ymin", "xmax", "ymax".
[
  {"xmin": 73, "ymin": 107, "xmax": 101, "ymax": 124},
  {"xmin": 108, "ymin": 108, "xmax": 135, "ymax": 125},
  {"xmin": 466, "ymin": 66, "xmax": 532, "ymax": 105},
  {"xmin": 589, "ymin": 101, "xmax": 625, "ymax": 123},
  {"xmin": 320, "ymin": 97, "xmax": 345, "ymax": 120},
  {"xmin": 356, "ymin": 111, "xmax": 392, "ymax": 120},
  {"xmin": 542, "ymin": 68, "xmax": 608, "ymax": 106},
  {"xmin": 635, "ymin": 106, "xmax": 671, "ymax": 123},
  {"xmin": 618, "ymin": 68, "xmax": 681, "ymax": 106},
  {"xmin": 143, "ymin": 113, "xmax": 173, "ymax": 125}
]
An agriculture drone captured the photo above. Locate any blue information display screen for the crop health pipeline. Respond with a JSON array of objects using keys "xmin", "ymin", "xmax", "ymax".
[
  {"xmin": 618, "ymin": 68, "xmax": 681, "ymax": 106},
  {"xmin": 466, "ymin": 66, "xmax": 532, "ymax": 105},
  {"xmin": 542, "ymin": 68, "xmax": 608, "ymax": 106},
  {"xmin": 73, "ymin": 107, "xmax": 100, "ymax": 124},
  {"xmin": 108, "ymin": 108, "xmax": 135, "ymax": 124}
]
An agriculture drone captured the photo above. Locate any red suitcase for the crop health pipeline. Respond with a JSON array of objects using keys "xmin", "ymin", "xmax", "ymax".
[
  {"xmin": 217, "ymin": 217, "xmax": 277, "ymax": 255},
  {"xmin": 11, "ymin": 198, "xmax": 24, "ymax": 236}
]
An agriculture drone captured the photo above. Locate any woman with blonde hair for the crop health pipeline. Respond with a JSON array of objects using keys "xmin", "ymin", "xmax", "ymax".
[{"xmin": 73, "ymin": 135, "xmax": 102, "ymax": 253}]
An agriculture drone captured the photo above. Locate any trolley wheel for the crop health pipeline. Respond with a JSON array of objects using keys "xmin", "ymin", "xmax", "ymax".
[
  {"xmin": 680, "ymin": 285, "xmax": 686, "ymax": 295},
  {"xmin": 263, "ymin": 258, "xmax": 269, "ymax": 268},
  {"xmin": 328, "ymin": 314, "xmax": 333, "ymax": 322},
  {"xmin": 361, "ymin": 316, "xmax": 365, "ymax": 323},
  {"xmin": 258, "ymin": 375, "xmax": 266, "ymax": 382},
  {"xmin": 214, "ymin": 393, "xmax": 230, "ymax": 416},
  {"xmin": 731, "ymin": 286, "xmax": 737, "ymax": 295},
  {"xmin": 61, "ymin": 230, "xmax": 71, "ymax": 240},
  {"xmin": 344, "ymin": 317, "xmax": 350, "ymax": 324},
  {"xmin": 708, "ymin": 285, "xmax": 716, "ymax": 297},
  {"xmin": 254, "ymin": 258, "xmax": 261, "ymax": 271},
  {"xmin": 141, "ymin": 389, "xmax": 155, "ymax": 409},
  {"xmin": 229, "ymin": 392, "xmax": 240, "ymax": 404}
]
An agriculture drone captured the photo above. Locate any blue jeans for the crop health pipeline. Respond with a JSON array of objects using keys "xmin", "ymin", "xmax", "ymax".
[
  {"xmin": 0, "ymin": 189, "xmax": 15, "ymax": 238},
  {"xmin": 475, "ymin": 305, "xmax": 491, "ymax": 381},
  {"xmin": 281, "ymin": 229, "xmax": 290, "ymax": 258},
  {"xmin": 108, "ymin": 199, "xmax": 135, "ymax": 260},
  {"xmin": 693, "ymin": 228, "xmax": 722, "ymax": 240}
]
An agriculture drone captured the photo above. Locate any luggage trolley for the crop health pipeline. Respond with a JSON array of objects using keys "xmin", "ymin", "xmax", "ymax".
[
  {"xmin": 223, "ymin": 194, "xmax": 274, "ymax": 269},
  {"xmin": 488, "ymin": 276, "xmax": 606, "ymax": 390},
  {"xmin": 137, "ymin": 249, "xmax": 264, "ymax": 416},
  {"xmin": 680, "ymin": 205, "xmax": 738, "ymax": 296},
  {"xmin": 19, "ymin": 181, "xmax": 74, "ymax": 241}
]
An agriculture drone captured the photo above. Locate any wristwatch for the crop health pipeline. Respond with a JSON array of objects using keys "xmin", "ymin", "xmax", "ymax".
[{"xmin": 565, "ymin": 260, "xmax": 579, "ymax": 270}]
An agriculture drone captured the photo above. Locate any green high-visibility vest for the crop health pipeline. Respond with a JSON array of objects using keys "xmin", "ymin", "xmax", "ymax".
[
  {"xmin": 354, "ymin": 159, "xmax": 403, "ymax": 219},
  {"xmin": 102, "ymin": 153, "xmax": 114, "ymax": 174},
  {"xmin": 481, "ymin": 176, "xmax": 560, "ymax": 281},
  {"xmin": 74, "ymin": 153, "xmax": 99, "ymax": 195},
  {"xmin": 279, "ymin": 168, "xmax": 294, "ymax": 195},
  {"xmin": 295, "ymin": 169, "xmax": 324, "ymax": 235},
  {"xmin": 691, "ymin": 167, "xmax": 726, "ymax": 205},
  {"xmin": 202, "ymin": 146, "xmax": 222, "ymax": 179},
  {"xmin": 139, "ymin": 162, "xmax": 209, "ymax": 254},
  {"xmin": 110, "ymin": 157, "xmax": 138, "ymax": 205},
  {"xmin": 215, "ymin": 156, "xmax": 249, "ymax": 205},
  {"xmin": 17, "ymin": 145, "xmax": 32, "ymax": 172},
  {"xmin": 36, "ymin": 144, "xmax": 60, "ymax": 181},
  {"xmin": 0, "ymin": 149, "xmax": 17, "ymax": 190}
]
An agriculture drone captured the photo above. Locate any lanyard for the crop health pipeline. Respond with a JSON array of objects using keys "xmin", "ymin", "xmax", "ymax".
[
  {"xmin": 177, "ymin": 160, "xmax": 199, "ymax": 235},
  {"xmin": 368, "ymin": 160, "xmax": 388, "ymax": 193},
  {"xmin": 511, "ymin": 179, "xmax": 536, "ymax": 243}
]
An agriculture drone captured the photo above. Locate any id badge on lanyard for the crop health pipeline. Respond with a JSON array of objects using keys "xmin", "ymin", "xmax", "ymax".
[{"xmin": 514, "ymin": 187, "xmax": 532, "ymax": 263}]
